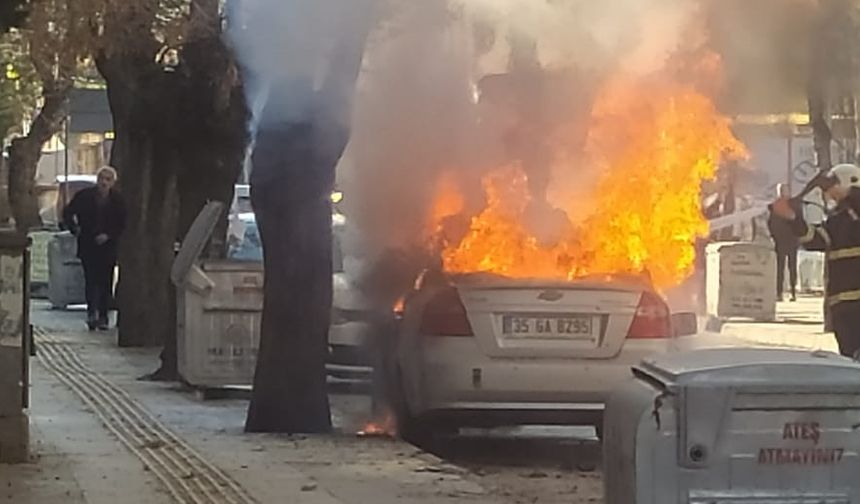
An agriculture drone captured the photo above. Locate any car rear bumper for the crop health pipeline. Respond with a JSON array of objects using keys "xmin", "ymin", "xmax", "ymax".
[
  {"xmin": 328, "ymin": 321, "xmax": 372, "ymax": 367},
  {"xmin": 329, "ymin": 321, "xmax": 369, "ymax": 347},
  {"xmin": 416, "ymin": 403, "xmax": 604, "ymax": 428},
  {"xmin": 404, "ymin": 336, "xmax": 672, "ymax": 421}
]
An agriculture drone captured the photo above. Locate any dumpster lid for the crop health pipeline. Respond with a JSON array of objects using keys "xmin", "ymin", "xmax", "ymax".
[
  {"xmin": 171, "ymin": 201, "xmax": 226, "ymax": 286},
  {"xmin": 705, "ymin": 241, "xmax": 771, "ymax": 253},
  {"xmin": 636, "ymin": 348, "xmax": 860, "ymax": 391}
]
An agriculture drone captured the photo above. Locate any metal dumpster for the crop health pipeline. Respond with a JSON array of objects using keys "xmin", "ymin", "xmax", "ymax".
[
  {"xmin": 604, "ymin": 348, "xmax": 860, "ymax": 504},
  {"xmin": 28, "ymin": 230, "xmax": 53, "ymax": 298},
  {"xmin": 706, "ymin": 242, "xmax": 777, "ymax": 324},
  {"xmin": 171, "ymin": 202, "xmax": 263, "ymax": 389},
  {"xmin": 47, "ymin": 231, "xmax": 86, "ymax": 309},
  {"xmin": 797, "ymin": 250, "xmax": 825, "ymax": 293}
]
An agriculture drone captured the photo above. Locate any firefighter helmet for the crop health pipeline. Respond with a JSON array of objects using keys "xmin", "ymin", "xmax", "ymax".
[{"xmin": 827, "ymin": 164, "xmax": 860, "ymax": 189}]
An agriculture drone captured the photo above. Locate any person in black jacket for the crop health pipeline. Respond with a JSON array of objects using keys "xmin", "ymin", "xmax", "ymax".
[
  {"xmin": 767, "ymin": 184, "xmax": 802, "ymax": 301},
  {"xmin": 772, "ymin": 164, "xmax": 860, "ymax": 357},
  {"xmin": 63, "ymin": 166, "xmax": 126, "ymax": 331}
]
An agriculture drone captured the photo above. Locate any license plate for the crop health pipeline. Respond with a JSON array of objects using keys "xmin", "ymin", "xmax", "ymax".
[{"xmin": 501, "ymin": 314, "xmax": 597, "ymax": 339}]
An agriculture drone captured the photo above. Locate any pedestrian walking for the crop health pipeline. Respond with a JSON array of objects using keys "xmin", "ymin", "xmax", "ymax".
[
  {"xmin": 63, "ymin": 166, "xmax": 126, "ymax": 331},
  {"xmin": 772, "ymin": 164, "xmax": 860, "ymax": 357},
  {"xmin": 767, "ymin": 183, "xmax": 801, "ymax": 301}
]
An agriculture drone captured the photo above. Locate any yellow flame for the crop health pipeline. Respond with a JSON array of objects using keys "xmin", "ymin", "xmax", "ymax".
[{"xmin": 433, "ymin": 63, "xmax": 747, "ymax": 290}]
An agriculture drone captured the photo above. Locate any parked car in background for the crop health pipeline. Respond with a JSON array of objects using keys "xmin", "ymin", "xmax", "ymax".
[
  {"xmin": 229, "ymin": 184, "xmax": 343, "ymax": 216},
  {"xmin": 36, "ymin": 174, "xmax": 98, "ymax": 228},
  {"xmin": 381, "ymin": 271, "xmax": 698, "ymax": 442},
  {"xmin": 233, "ymin": 184, "xmax": 252, "ymax": 214}
]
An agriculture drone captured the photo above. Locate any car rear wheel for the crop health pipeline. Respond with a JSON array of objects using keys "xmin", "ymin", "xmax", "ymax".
[
  {"xmin": 396, "ymin": 410, "xmax": 435, "ymax": 447},
  {"xmin": 385, "ymin": 366, "xmax": 438, "ymax": 447}
]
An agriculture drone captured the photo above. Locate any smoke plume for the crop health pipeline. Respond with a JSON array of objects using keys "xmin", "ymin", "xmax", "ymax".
[
  {"xmin": 227, "ymin": 0, "xmax": 379, "ymax": 134},
  {"xmin": 339, "ymin": 0, "xmax": 704, "ymax": 261},
  {"xmin": 227, "ymin": 0, "xmax": 819, "ymax": 288}
]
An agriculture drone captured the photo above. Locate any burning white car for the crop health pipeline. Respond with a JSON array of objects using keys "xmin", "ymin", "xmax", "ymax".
[{"xmin": 381, "ymin": 270, "xmax": 696, "ymax": 442}]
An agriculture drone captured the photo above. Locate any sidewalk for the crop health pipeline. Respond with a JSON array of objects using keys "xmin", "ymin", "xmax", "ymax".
[
  {"xmin": 3, "ymin": 296, "xmax": 840, "ymax": 504},
  {"xmin": 4, "ymin": 302, "xmax": 492, "ymax": 504},
  {"xmin": 1, "ymin": 350, "xmax": 171, "ymax": 504},
  {"xmin": 718, "ymin": 295, "xmax": 838, "ymax": 353}
]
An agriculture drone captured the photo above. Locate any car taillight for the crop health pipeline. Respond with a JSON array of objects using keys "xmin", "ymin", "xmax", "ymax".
[
  {"xmin": 419, "ymin": 287, "xmax": 473, "ymax": 337},
  {"xmin": 627, "ymin": 291, "xmax": 671, "ymax": 339}
]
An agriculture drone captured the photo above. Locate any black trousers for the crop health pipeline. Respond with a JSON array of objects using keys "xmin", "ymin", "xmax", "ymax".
[
  {"xmin": 81, "ymin": 254, "xmax": 115, "ymax": 322},
  {"xmin": 775, "ymin": 246, "xmax": 798, "ymax": 297},
  {"xmin": 832, "ymin": 301, "xmax": 860, "ymax": 358}
]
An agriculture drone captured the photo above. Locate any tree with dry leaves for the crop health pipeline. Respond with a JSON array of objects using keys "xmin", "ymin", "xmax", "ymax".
[
  {"xmin": 6, "ymin": 0, "xmax": 247, "ymax": 357},
  {"xmin": 89, "ymin": 0, "xmax": 248, "ymax": 354},
  {"xmin": 4, "ymin": 0, "xmax": 88, "ymax": 231},
  {"xmin": 804, "ymin": 0, "xmax": 860, "ymax": 171},
  {"xmin": 803, "ymin": 0, "xmax": 860, "ymax": 332},
  {"xmin": 0, "ymin": 0, "xmax": 33, "ymax": 224},
  {"xmin": 0, "ymin": 34, "xmax": 40, "ymax": 142}
]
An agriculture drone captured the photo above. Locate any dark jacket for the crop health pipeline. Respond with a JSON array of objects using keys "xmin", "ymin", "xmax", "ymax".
[
  {"xmin": 790, "ymin": 188, "xmax": 860, "ymax": 307},
  {"xmin": 62, "ymin": 187, "xmax": 126, "ymax": 260},
  {"xmin": 767, "ymin": 198, "xmax": 802, "ymax": 250}
]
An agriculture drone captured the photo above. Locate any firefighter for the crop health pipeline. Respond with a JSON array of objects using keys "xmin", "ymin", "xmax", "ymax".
[{"xmin": 772, "ymin": 163, "xmax": 860, "ymax": 357}]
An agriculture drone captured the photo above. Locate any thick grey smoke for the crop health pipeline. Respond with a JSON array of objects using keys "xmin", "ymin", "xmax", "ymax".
[
  {"xmin": 456, "ymin": 0, "xmax": 697, "ymax": 75},
  {"xmin": 707, "ymin": 0, "xmax": 813, "ymax": 115},
  {"xmin": 227, "ymin": 0, "xmax": 818, "ymax": 279},
  {"xmin": 339, "ymin": 0, "xmax": 483, "ymax": 253},
  {"xmin": 339, "ymin": 0, "xmax": 703, "ymax": 259},
  {"xmin": 227, "ymin": 0, "xmax": 379, "ymax": 133}
]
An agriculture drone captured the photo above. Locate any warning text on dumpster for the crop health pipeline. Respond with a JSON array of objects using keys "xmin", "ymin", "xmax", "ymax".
[
  {"xmin": 206, "ymin": 346, "xmax": 258, "ymax": 358},
  {"xmin": 717, "ymin": 250, "xmax": 773, "ymax": 317},
  {"xmin": 757, "ymin": 422, "xmax": 845, "ymax": 465}
]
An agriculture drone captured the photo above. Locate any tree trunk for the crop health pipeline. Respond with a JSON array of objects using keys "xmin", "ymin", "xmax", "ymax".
[
  {"xmin": 242, "ymin": 10, "xmax": 372, "ymax": 432},
  {"xmin": 95, "ymin": 6, "xmax": 202, "ymax": 350},
  {"xmin": 8, "ymin": 87, "xmax": 69, "ymax": 232},
  {"xmin": 245, "ymin": 122, "xmax": 338, "ymax": 433},
  {"xmin": 152, "ymin": 139, "xmax": 243, "ymax": 377},
  {"xmin": 809, "ymin": 87, "xmax": 833, "ymax": 171},
  {"xmin": 849, "ymin": 95, "xmax": 859, "ymax": 163},
  {"xmin": 0, "ymin": 155, "xmax": 11, "ymax": 226},
  {"xmin": 808, "ymin": 8, "xmax": 833, "ymax": 173},
  {"xmin": 110, "ymin": 121, "xmax": 179, "ymax": 347},
  {"xmin": 98, "ymin": 11, "xmax": 249, "ymax": 349},
  {"xmin": 176, "ymin": 137, "xmax": 244, "ymax": 259},
  {"xmin": 147, "ymin": 32, "xmax": 248, "ymax": 377},
  {"xmin": 7, "ymin": 136, "xmax": 42, "ymax": 230},
  {"xmin": 100, "ymin": 55, "xmax": 180, "ymax": 348},
  {"xmin": 173, "ymin": 32, "xmax": 248, "ymax": 257},
  {"xmin": 807, "ymin": 7, "xmax": 834, "ymax": 332}
]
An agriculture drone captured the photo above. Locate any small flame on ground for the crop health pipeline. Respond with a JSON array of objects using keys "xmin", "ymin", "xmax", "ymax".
[
  {"xmin": 393, "ymin": 296, "xmax": 406, "ymax": 316},
  {"xmin": 357, "ymin": 412, "xmax": 397, "ymax": 438}
]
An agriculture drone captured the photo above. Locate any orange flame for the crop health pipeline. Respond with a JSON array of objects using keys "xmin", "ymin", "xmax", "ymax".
[
  {"xmin": 393, "ymin": 296, "xmax": 406, "ymax": 316},
  {"xmin": 428, "ymin": 172, "xmax": 466, "ymax": 232},
  {"xmin": 357, "ymin": 411, "xmax": 397, "ymax": 438},
  {"xmin": 432, "ymin": 61, "xmax": 747, "ymax": 290}
]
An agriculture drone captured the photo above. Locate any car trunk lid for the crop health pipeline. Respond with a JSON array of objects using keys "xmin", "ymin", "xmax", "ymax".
[{"xmin": 456, "ymin": 277, "xmax": 647, "ymax": 359}]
